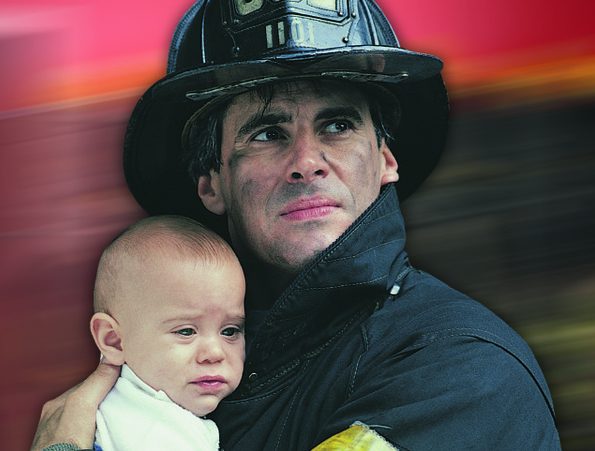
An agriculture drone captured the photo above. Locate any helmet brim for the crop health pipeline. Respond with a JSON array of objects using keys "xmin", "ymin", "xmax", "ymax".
[{"xmin": 124, "ymin": 48, "xmax": 449, "ymax": 235}]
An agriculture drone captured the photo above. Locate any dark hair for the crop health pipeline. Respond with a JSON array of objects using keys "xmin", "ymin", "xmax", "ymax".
[
  {"xmin": 183, "ymin": 104, "xmax": 227, "ymax": 184},
  {"xmin": 182, "ymin": 80, "xmax": 400, "ymax": 184}
]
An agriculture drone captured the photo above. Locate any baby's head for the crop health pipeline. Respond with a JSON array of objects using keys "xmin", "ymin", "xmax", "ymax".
[{"xmin": 91, "ymin": 215, "xmax": 245, "ymax": 416}]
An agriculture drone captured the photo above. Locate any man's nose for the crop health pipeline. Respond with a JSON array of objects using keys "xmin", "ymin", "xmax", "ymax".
[
  {"xmin": 196, "ymin": 337, "xmax": 225, "ymax": 364},
  {"xmin": 286, "ymin": 132, "xmax": 329, "ymax": 183}
]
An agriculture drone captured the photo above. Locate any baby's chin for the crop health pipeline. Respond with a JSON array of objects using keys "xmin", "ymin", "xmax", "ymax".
[{"xmin": 178, "ymin": 396, "xmax": 220, "ymax": 417}]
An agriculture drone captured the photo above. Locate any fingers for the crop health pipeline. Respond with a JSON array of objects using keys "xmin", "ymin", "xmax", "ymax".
[
  {"xmin": 31, "ymin": 362, "xmax": 120, "ymax": 451},
  {"xmin": 69, "ymin": 361, "xmax": 120, "ymax": 411}
]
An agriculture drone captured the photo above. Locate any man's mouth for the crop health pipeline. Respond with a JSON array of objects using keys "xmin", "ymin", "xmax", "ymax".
[{"xmin": 280, "ymin": 197, "xmax": 340, "ymax": 221}]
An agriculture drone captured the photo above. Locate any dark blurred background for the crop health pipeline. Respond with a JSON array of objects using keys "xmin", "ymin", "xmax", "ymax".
[{"xmin": 1, "ymin": 1, "xmax": 594, "ymax": 449}]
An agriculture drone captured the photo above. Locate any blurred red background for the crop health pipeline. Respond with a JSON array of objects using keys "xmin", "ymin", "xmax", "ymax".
[{"xmin": 1, "ymin": 0, "xmax": 594, "ymax": 449}]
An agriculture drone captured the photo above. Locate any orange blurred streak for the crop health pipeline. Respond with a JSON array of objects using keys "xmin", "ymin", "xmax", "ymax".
[
  {"xmin": 449, "ymin": 55, "xmax": 595, "ymax": 107},
  {"xmin": 8, "ymin": 48, "xmax": 595, "ymax": 113},
  {"xmin": 2, "ymin": 59, "xmax": 163, "ymax": 112}
]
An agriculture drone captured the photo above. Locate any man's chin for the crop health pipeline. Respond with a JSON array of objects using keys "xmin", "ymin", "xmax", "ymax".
[{"xmin": 276, "ymin": 237, "xmax": 339, "ymax": 271}]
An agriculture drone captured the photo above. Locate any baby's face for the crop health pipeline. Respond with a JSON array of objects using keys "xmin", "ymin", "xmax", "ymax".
[{"xmin": 116, "ymin": 255, "xmax": 245, "ymax": 416}]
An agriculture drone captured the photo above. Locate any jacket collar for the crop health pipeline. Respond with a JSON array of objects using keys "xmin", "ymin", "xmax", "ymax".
[{"xmin": 244, "ymin": 184, "xmax": 409, "ymax": 375}]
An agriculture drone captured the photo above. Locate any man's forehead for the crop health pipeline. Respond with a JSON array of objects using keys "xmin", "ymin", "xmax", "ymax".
[{"xmin": 224, "ymin": 80, "xmax": 369, "ymax": 118}]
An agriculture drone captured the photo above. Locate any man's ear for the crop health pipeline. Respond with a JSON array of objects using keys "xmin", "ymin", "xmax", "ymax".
[
  {"xmin": 90, "ymin": 312, "xmax": 125, "ymax": 366},
  {"xmin": 198, "ymin": 171, "xmax": 226, "ymax": 215},
  {"xmin": 379, "ymin": 140, "xmax": 399, "ymax": 185}
]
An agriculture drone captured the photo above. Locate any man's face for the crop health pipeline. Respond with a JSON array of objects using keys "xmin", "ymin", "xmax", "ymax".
[
  {"xmin": 198, "ymin": 81, "xmax": 398, "ymax": 273},
  {"xmin": 116, "ymin": 255, "xmax": 245, "ymax": 416}
]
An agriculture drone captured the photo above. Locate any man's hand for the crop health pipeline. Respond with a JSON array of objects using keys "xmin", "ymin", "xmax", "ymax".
[{"xmin": 31, "ymin": 361, "xmax": 120, "ymax": 451}]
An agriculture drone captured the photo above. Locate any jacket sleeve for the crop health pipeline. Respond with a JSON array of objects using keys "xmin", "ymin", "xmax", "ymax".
[{"xmin": 316, "ymin": 334, "xmax": 561, "ymax": 450}]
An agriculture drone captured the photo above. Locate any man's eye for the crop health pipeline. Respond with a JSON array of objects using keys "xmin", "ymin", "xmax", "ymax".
[
  {"xmin": 323, "ymin": 120, "xmax": 351, "ymax": 134},
  {"xmin": 221, "ymin": 326, "xmax": 242, "ymax": 337},
  {"xmin": 252, "ymin": 128, "xmax": 282, "ymax": 142},
  {"xmin": 175, "ymin": 328, "xmax": 196, "ymax": 337}
]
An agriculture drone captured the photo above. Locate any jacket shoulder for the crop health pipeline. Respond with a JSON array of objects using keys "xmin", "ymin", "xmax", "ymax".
[
  {"xmin": 370, "ymin": 270, "xmax": 534, "ymax": 357},
  {"xmin": 332, "ymin": 271, "xmax": 561, "ymax": 449}
]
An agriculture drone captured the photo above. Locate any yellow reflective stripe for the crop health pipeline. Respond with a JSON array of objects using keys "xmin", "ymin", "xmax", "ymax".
[{"xmin": 312, "ymin": 423, "xmax": 397, "ymax": 450}]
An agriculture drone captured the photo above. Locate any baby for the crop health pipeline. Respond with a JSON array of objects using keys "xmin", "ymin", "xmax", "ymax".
[{"xmin": 90, "ymin": 215, "xmax": 245, "ymax": 451}]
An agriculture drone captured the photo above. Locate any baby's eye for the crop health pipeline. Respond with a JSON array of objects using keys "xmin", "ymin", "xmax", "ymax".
[
  {"xmin": 175, "ymin": 328, "xmax": 196, "ymax": 337},
  {"xmin": 221, "ymin": 326, "xmax": 242, "ymax": 338},
  {"xmin": 252, "ymin": 128, "xmax": 282, "ymax": 142},
  {"xmin": 322, "ymin": 120, "xmax": 352, "ymax": 134}
]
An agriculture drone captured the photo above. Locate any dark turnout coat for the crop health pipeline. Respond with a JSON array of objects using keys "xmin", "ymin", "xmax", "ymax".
[{"xmin": 211, "ymin": 185, "xmax": 560, "ymax": 450}]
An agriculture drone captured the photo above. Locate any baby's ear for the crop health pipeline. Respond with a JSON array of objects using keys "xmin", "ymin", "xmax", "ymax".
[{"xmin": 90, "ymin": 312, "xmax": 125, "ymax": 366}]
